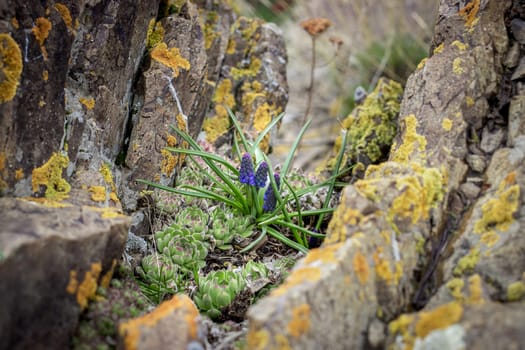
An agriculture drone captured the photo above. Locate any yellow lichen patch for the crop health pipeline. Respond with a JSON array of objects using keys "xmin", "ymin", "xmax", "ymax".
[
  {"xmin": 271, "ymin": 267, "xmax": 321, "ymax": 297},
  {"xmin": 303, "ymin": 242, "xmax": 343, "ymax": 264},
  {"xmin": 100, "ymin": 163, "xmax": 119, "ymax": 204},
  {"xmin": 453, "ymin": 248, "xmax": 480, "ymax": 276},
  {"xmin": 150, "ymin": 43, "xmax": 190, "ymax": 77},
  {"xmin": 389, "ymin": 313, "xmax": 415, "ymax": 347},
  {"xmin": 465, "ymin": 96, "xmax": 474, "ymax": 107},
  {"xmin": 452, "ymin": 58, "xmax": 464, "ymax": 75},
  {"xmin": 0, "ymin": 33, "xmax": 23, "ymax": 103},
  {"xmin": 226, "ymin": 38, "xmax": 236, "ymax": 54},
  {"xmin": 24, "ymin": 196, "xmax": 71, "ymax": 208},
  {"xmin": 480, "ymin": 231, "xmax": 499, "ymax": 247},
  {"xmin": 415, "ymin": 302, "xmax": 463, "ymax": 338},
  {"xmin": 391, "ymin": 114, "xmax": 427, "ymax": 164},
  {"xmin": 246, "ymin": 329, "xmax": 269, "ymax": 350},
  {"xmin": 325, "ymin": 206, "xmax": 364, "ymax": 244},
  {"xmin": 372, "ymin": 247, "xmax": 401, "ymax": 285},
  {"xmin": 287, "ymin": 303, "xmax": 311, "ymax": 338},
  {"xmin": 100, "ymin": 259, "xmax": 117, "ymax": 289},
  {"xmin": 354, "ymin": 178, "xmax": 380, "ymax": 202},
  {"xmin": 42, "ymin": 69, "xmax": 49, "ymax": 81},
  {"xmin": 146, "ymin": 19, "xmax": 164, "ymax": 49},
  {"xmin": 417, "ymin": 57, "xmax": 428, "ymax": 70},
  {"xmin": 458, "ymin": 0, "xmax": 480, "ymax": 29},
  {"xmin": 353, "ymin": 251, "xmax": 369, "ymax": 285},
  {"xmin": 203, "ymin": 79, "xmax": 235, "ymax": 143},
  {"xmin": 451, "ymin": 40, "xmax": 468, "ymax": 51},
  {"xmin": 67, "ymin": 263, "xmax": 102, "ymax": 310},
  {"xmin": 274, "ymin": 334, "xmax": 292, "ymax": 350},
  {"xmin": 446, "ymin": 278, "xmax": 465, "ymax": 301},
  {"xmin": 80, "ymin": 97, "xmax": 95, "ymax": 110},
  {"xmin": 507, "ymin": 281, "xmax": 525, "ymax": 301},
  {"xmin": 442, "ymin": 118, "xmax": 453, "ymax": 131},
  {"xmin": 54, "ymin": 3, "xmax": 73, "ymax": 31},
  {"xmin": 474, "ymin": 175, "xmax": 519, "ymax": 235},
  {"xmin": 467, "ymin": 274, "xmax": 484, "ymax": 304},
  {"xmin": 231, "ymin": 58, "xmax": 261, "ymax": 80},
  {"xmin": 119, "ymin": 294, "xmax": 199, "ymax": 350},
  {"xmin": 433, "ymin": 43, "xmax": 444, "ymax": 55},
  {"xmin": 89, "ymin": 185, "xmax": 106, "ymax": 202},
  {"xmin": 31, "ymin": 152, "xmax": 71, "ymax": 201}
]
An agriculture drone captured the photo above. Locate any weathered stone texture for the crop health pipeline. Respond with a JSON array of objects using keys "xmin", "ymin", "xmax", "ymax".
[
  {"xmin": 248, "ymin": 0, "xmax": 525, "ymax": 348},
  {"xmin": 0, "ymin": 198, "xmax": 129, "ymax": 350},
  {"xmin": 118, "ymin": 294, "xmax": 203, "ymax": 350}
]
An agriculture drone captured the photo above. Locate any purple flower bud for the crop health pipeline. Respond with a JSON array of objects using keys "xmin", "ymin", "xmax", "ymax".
[
  {"xmin": 254, "ymin": 162, "xmax": 268, "ymax": 188},
  {"xmin": 263, "ymin": 173, "xmax": 280, "ymax": 212},
  {"xmin": 239, "ymin": 153, "xmax": 255, "ymax": 186}
]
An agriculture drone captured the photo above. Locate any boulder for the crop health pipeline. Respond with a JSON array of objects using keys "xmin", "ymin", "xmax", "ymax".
[
  {"xmin": 0, "ymin": 198, "xmax": 129, "ymax": 350},
  {"xmin": 247, "ymin": 0, "xmax": 525, "ymax": 348}
]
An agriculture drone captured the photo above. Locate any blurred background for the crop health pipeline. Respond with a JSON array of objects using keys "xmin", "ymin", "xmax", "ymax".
[{"xmin": 237, "ymin": 0, "xmax": 439, "ymax": 172}]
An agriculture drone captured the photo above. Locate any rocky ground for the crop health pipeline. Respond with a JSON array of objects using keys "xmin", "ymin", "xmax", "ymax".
[{"xmin": 1, "ymin": 0, "xmax": 525, "ymax": 349}]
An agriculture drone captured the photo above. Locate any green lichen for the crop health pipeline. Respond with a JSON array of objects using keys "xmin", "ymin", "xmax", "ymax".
[
  {"xmin": 507, "ymin": 281, "xmax": 525, "ymax": 301},
  {"xmin": 453, "ymin": 248, "xmax": 480, "ymax": 276},
  {"xmin": 146, "ymin": 19, "xmax": 164, "ymax": 49},
  {"xmin": 0, "ymin": 33, "xmax": 23, "ymax": 103},
  {"xmin": 324, "ymin": 78, "xmax": 403, "ymax": 173},
  {"xmin": 31, "ymin": 152, "xmax": 71, "ymax": 201}
]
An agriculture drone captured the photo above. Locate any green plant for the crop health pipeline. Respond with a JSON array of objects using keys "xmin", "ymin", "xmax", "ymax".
[
  {"xmin": 136, "ymin": 254, "xmax": 182, "ymax": 303},
  {"xmin": 209, "ymin": 207, "xmax": 254, "ymax": 250},
  {"xmin": 139, "ymin": 110, "xmax": 350, "ymax": 254},
  {"xmin": 193, "ymin": 270, "xmax": 246, "ymax": 319}
]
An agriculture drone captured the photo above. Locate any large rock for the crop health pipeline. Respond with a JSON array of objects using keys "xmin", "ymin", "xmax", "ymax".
[
  {"xmin": 247, "ymin": 0, "xmax": 525, "ymax": 348},
  {"xmin": 0, "ymin": 198, "xmax": 129, "ymax": 350}
]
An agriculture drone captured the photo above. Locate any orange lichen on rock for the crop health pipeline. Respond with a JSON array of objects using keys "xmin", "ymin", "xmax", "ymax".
[
  {"xmin": 458, "ymin": 0, "xmax": 480, "ymax": 29},
  {"xmin": 246, "ymin": 329, "xmax": 270, "ymax": 350},
  {"xmin": 32, "ymin": 17, "xmax": 52, "ymax": 59},
  {"xmin": 54, "ymin": 3, "xmax": 74, "ymax": 31},
  {"xmin": 150, "ymin": 43, "xmax": 190, "ymax": 77},
  {"xmin": 119, "ymin": 294, "xmax": 199, "ymax": 350},
  {"xmin": 391, "ymin": 114, "xmax": 427, "ymax": 164},
  {"xmin": 373, "ymin": 247, "xmax": 401, "ymax": 285},
  {"xmin": 326, "ymin": 204, "xmax": 363, "ymax": 244},
  {"xmin": 353, "ymin": 250, "xmax": 369, "ymax": 285},
  {"xmin": 203, "ymin": 79, "xmax": 235, "ymax": 143},
  {"xmin": 66, "ymin": 262, "xmax": 102, "ymax": 310},
  {"xmin": 303, "ymin": 242, "xmax": 343, "ymax": 264},
  {"xmin": 31, "ymin": 152, "xmax": 71, "ymax": 200},
  {"xmin": 271, "ymin": 267, "xmax": 321, "ymax": 297},
  {"xmin": 100, "ymin": 259, "xmax": 117, "ymax": 289},
  {"xmin": 0, "ymin": 33, "xmax": 23, "ymax": 103},
  {"xmin": 415, "ymin": 302, "xmax": 463, "ymax": 338},
  {"xmin": 287, "ymin": 303, "xmax": 311, "ymax": 338}
]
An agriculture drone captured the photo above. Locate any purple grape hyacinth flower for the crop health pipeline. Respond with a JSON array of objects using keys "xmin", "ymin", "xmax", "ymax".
[
  {"xmin": 263, "ymin": 173, "xmax": 281, "ymax": 212},
  {"xmin": 239, "ymin": 153, "xmax": 255, "ymax": 186},
  {"xmin": 254, "ymin": 161, "xmax": 268, "ymax": 188}
]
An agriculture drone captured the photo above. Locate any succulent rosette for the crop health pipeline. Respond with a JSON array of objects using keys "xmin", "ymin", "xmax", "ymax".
[
  {"xmin": 193, "ymin": 270, "xmax": 246, "ymax": 319},
  {"xmin": 137, "ymin": 254, "xmax": 180, "ymax": 291}
]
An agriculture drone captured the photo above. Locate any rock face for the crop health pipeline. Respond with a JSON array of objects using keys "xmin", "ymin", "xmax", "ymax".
[
  {"xmin": 0, "ymin": 1, "xmax": 289, "ymax": 349},
  {"xmin": 247, "ymin": 0, "xmax": 525, "ymax": 349},
  {"xmin": 0, "ymin": 198, "xmax": 129, "ymax": 350}
]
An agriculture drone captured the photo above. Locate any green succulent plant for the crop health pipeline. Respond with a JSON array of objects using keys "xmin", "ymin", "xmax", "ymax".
[
  {"xmin": 137, "ymin": 254, "xmax": 181, "ymax": 302},
  {"xmin": 209, "ymin": 208, "xmax": 254, "ymax": 250},
  {"xmin": 155, "ymin": 223, "xmax": 207, "ymax": 253},
  {"xmin": 164, "ymin": 235, "xmax": 209, "ymax": 271},
  {"xmin": 242, "ymin": 260, "xmax": 269, "ymax": 282},
  {"xmin": 175, "ymin": 205, "xmax": 209, "ymax": 234},
  {"xmin": 193, "ymin": 270, "xmax": 246, "ymax": 319}
]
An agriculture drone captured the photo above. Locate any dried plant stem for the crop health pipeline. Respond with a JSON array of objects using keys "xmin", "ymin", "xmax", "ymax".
[{"xmin": 302, "ymin": 36, "xmax": 316, "ymax": 124}]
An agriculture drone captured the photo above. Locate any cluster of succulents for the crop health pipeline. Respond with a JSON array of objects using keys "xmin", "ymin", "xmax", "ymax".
[
  {"xmin": 209, "ymin": 207, "xmax": 254, "ymax": 250},
  {"xmin": 155, "ymin": 222, "xmax": 209, "ymax": 271},
  {"xmin": 192, "ymin": 261, "xmax": 278, "ymax": 319}
]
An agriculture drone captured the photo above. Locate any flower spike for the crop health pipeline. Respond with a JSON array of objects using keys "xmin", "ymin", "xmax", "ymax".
[
  {"xmin": 254, "ymin": 161, "xmax": 268, "ymax": 188},
  {"xmin": 239, "ymin": 153, "xmax": 255, "ymax": 186}
]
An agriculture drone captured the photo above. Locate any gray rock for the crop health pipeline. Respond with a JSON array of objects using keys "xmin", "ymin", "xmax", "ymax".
[
  {"xmin": 480, "ymin": 126, "xmax": 505, "ymax": 153},
  {"xmin": 510, "ymin": 18, "xmax": 525, "ymax": 44},
  {"xmin": 0, "ymin": 198, "xmax": 129, "ymax": 350}
]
